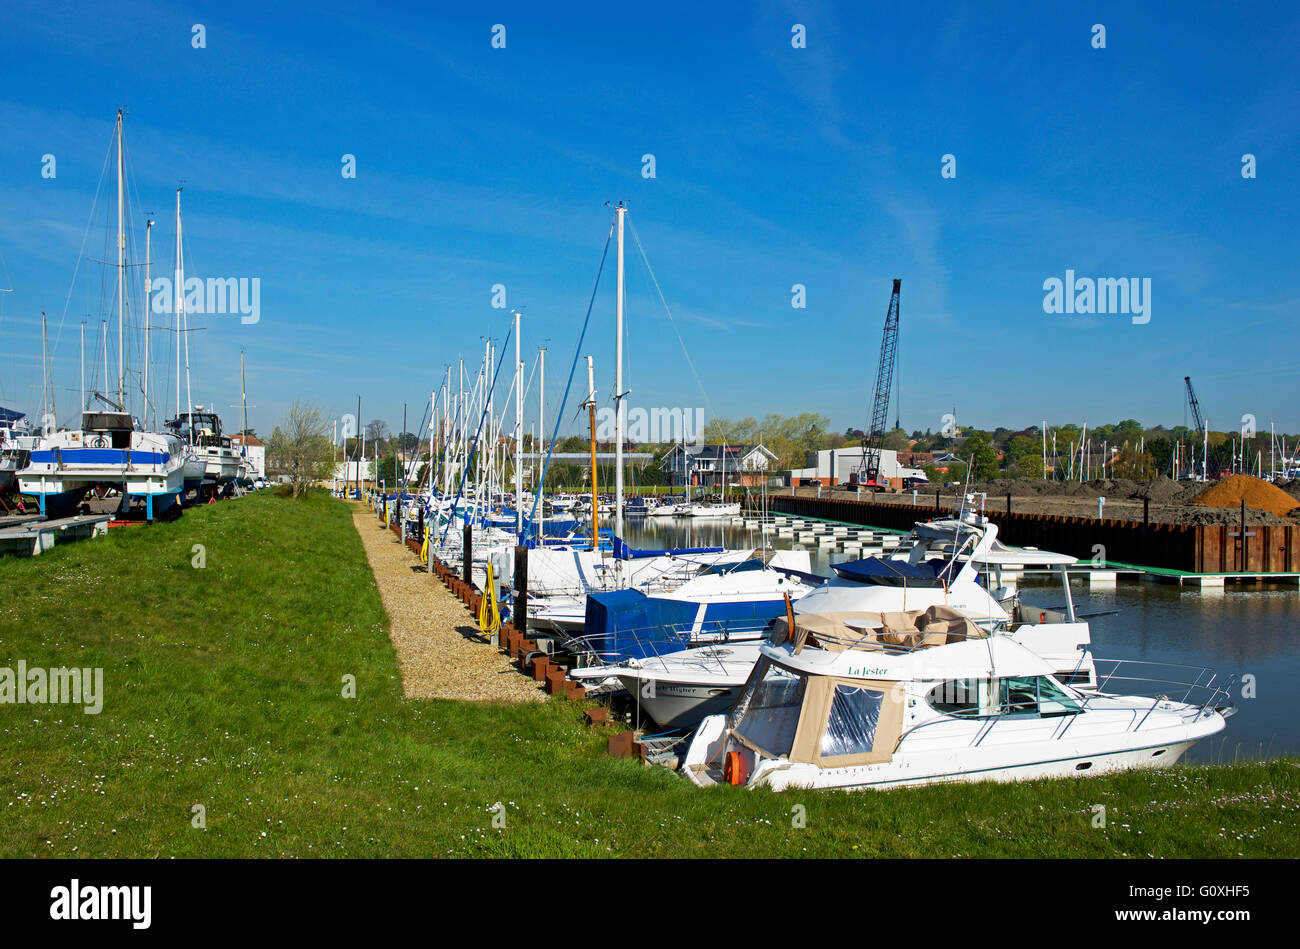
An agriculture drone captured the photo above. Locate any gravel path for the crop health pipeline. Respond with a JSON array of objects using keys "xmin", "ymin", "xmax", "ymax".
[{"xmin": 349, "ymin": 503, "xmax": 544, "ymax": 703}]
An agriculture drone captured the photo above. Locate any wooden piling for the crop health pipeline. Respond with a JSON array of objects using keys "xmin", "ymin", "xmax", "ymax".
[
  {"xmin": 462, "ymin": 523, "xmax": 472, "ymax": 586},
  {"xmin": 514, "ymin": 544, "xmax": 528, "ymax": 638}
]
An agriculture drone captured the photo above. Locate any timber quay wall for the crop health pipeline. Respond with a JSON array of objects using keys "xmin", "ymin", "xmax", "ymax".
[{"xmin": 759, "ymin": 495, "xmax": 1300, "ymax": 575}]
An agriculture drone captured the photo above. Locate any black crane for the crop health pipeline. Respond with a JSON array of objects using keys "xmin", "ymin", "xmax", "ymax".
[
  {"xmin": 857, "ymin": 279, "xmax": 901, "ymax": 488},
  {"xmin": 1184, "ymin": 376, "xmax": 1204, "ymax": 432}
]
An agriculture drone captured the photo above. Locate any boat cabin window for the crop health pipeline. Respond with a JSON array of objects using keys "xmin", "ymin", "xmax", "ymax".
[
  {"xmin": 927, "ymin": 678, "xmax": 990, "ymax": 715},
  {"xmin": 1004, "ymin": 676, "xmax": 1082, "ymax": 717},
  {"xmin": 928, "ymin": 676, "xmax": 1081, "ymax": 718},
  {"xmin": 820, "ymin": 685, "xmax": 884, "ymax": 758},
  {"xmin": 733, "ymin": 659, "xmax": 806, "ymax": 758}
]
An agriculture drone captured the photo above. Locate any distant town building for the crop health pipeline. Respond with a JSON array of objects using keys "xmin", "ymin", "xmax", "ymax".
[
  {"xmin": 660, "ymin": 444, "xmax": 777, "ymax": 488},
  {"xmin": 785, "ymin": 447, "xmax": 928, "ymax": 490},
  {"xmin": 334, "ymin": 459, "xmax": 374, "ymax": 483}
]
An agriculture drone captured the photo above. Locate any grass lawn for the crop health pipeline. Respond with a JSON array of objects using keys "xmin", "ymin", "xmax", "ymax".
[{"xmin": 0, "ymin": 490, "xmax": 1295, "ymax": 858}]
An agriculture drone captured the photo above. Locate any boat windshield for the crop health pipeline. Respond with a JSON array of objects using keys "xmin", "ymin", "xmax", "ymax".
[
  {"xmin": 927, "ymin": 675, "xmax": 1082, "ymax": 718},
  {"xmin": 732, "ymin": 658, "xmax": 806, "ymax": 758}
]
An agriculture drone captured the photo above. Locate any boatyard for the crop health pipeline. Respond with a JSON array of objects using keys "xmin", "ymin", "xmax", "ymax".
[
  {"xmin": 1, "ymin": 489, "xmax": 1294, "ymax": 859},
  {"xmin": 2, "ymin": 3, "xmax": 1297, "ymax": 925},
  {"xmin": 5, "ymin": 198, "xmax": 1299, "ymax": 809}
]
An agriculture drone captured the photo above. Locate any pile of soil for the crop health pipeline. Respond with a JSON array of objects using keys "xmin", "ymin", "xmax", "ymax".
[
  {"xmin": 1190, "ymin": 474, "xmax": 1300, "ymax": 518},
  {"xmin": 1135, "ymin": 475, "xmax": 1183, "ymax": 502}
]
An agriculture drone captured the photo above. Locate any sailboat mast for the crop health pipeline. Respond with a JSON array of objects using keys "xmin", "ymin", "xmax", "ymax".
[
  {"xmin": 614, "ymin": 203, "xmax": 626, "ymax": 539},
  {"xmin": 179, "ymin": 194, "xmax": 193, "ymax": 437},
  {"xmin": 79, "ymin": 320, "xmax": 85, "ymax": 412},
  {"xmin": 115, "ymin": 109, "xmax": 125, "ymax": 407},
  {"xmin": 538, "ymin": 346, "xmax": 545, "ymax": 541},
  {"xmin": 41, "ymin": 312, "xmax": 52, "ymax": 431},
  {"xmin": 144, "ymin": 217, "xmax": 153, "ymax": 426},
  {"xmin": 514, "ymin": 309, "xmax": 522, "ymax": 537},
  {"xmin": 585, "ymin": 356, "xmax": 600, "ymax": 544},
  {"xmin": 174, "ymin": 189, "xmax": 182, "ymax": 426},
  {"xmin": 240, "ymin": 349, "xmax": 248, "ymax": 458}
]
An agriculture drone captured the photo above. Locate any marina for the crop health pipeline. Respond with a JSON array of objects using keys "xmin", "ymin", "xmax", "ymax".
[
  {"xmin": 402, "ymin": 509, "xmax": 1297, "ymax": 765},
  {"xmin": 0, "ymin": 1, "xmax": 1296, "ymax": 900}
]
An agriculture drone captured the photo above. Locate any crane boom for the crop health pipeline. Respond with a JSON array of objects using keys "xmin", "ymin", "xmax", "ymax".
[
  {"xmin": 859, "ymin": 279, "xmax": 901, "ymax": 487},
  {"xmin": 1184, "ymin": 376, "xmax": 1204, "ymax": 432}
]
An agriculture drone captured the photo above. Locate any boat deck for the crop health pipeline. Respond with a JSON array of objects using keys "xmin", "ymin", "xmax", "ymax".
[{"xmin": 0, "ymin": 514, "xmax": 112, "ymax": 557}]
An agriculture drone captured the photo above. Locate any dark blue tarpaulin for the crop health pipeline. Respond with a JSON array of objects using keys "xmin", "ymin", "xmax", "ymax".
[{"xmin": 830, "ymin": 556, "xmax": 949, "ymax": 587}]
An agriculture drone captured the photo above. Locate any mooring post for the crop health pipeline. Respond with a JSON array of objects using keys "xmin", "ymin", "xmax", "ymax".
[
  {"xmin": 417, "ymin": 503, "xmax": 426, "ymax": 571},
  {"xmin": 935, "ymin": 490, "xmax": 940, "ymax": 513},
  {"xmin": 1240, "ymin": 499, "xmax": 1247, "ymax": 569},
  {"xmin": 513, "ymin": 545, "xmax": 528, "ymax": 645},
  {"xmin": 1006, "ymin": 492, "xmax": 1011, "ymax": 515},
  {"xmin": 462, "ymin": 522, "xmax": 472, "ymax": 586},
  {"xmin": 1143, "ymin": 496, "xmax": 1149, "ymax": 527}
]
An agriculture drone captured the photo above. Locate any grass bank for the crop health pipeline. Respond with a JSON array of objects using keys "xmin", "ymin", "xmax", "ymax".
[{"xmin": 0, "ymin": 490, "xmax": 1294, "ymax": 857}]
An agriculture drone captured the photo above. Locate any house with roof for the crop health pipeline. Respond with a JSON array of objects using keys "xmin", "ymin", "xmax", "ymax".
[{"xmin": 660, "ymin": 443, "xmax": 778, "ymax": 488}]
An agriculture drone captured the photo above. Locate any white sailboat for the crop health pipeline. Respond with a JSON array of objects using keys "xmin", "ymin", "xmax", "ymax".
[
  {"xmin": 163, "ymin": 188, "xmax": 240, "ymax": 494},
  {"xmin": 19, "ymin": 111, "xmax": 186, "ymax": 519}
]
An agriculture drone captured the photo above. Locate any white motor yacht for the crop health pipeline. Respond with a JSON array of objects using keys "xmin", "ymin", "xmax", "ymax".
[
  {"xmin": 167, "ymin": 407, "xmax": 240, "ymax": 491},
  {"xmin": 683, "ymin": 609, "xmax": 1234, "ymax": 791},
  {"xmin": 19, "ymin": 410, "xmax": 186, "ymax": 518}
]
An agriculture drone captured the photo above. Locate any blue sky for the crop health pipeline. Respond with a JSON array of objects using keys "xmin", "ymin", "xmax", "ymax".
[{"xmin": 0, "ymin": 0, "xmax": 1296, "ymax": 442}]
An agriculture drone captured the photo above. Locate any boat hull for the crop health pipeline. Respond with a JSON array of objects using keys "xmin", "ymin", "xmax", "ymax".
[
  {"xmin": 685, "ymin": 713, "xmax": 1222, "ymax": 791},
  {"xmin": 620, "ymin": 676, "xmax": 743, "ymax": 728}
]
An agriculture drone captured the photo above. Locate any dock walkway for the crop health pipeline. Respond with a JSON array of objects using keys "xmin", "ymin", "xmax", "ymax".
[
  {"xmin": 0, "ymin": 513, "xmax": 111, "ymax": 557},
  {"xmin": 348, "ymin": 503, "xmax": 543, "ymax": 704}
]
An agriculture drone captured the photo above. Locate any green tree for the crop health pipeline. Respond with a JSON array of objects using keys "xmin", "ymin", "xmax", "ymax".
[
  {"xmin": 963, "ymin": 431, "xmax": 999, "ymax": 480},
  {"xmin": 267, "ymin": 402, "xmax": 335, "ymax": 498},
  {"xmin": 881, "ymin": 429, "xmax": 911, "ymax": 451}
]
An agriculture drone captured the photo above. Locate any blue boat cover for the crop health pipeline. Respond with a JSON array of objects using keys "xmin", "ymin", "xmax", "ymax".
[
  {"xmin": 611, "ymin": 536, "xmax": 725, "ymax": 560},
  {"xmin": 582, "ymin": 588, "xmax": 782, "ymax": 662},
  {"xmin": 831, "ymin": 556, "xmax": 949, "ymax": 586}
]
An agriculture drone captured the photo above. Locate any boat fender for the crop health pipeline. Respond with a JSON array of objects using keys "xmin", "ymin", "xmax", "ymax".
[{"xmin": 723, "ymin": 750, "xmax": 746, "ymax": 786}]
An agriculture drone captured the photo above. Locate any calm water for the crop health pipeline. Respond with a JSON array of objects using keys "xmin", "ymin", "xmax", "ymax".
[{"xmin": 620, "ymin": 516, "xmax": 1300, "ymax": 763}]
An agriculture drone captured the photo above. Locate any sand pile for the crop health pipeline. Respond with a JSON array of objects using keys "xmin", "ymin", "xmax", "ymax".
[{"xmin": 1190, "ymin": 474, "xmax": 1300, "ymax": 518}]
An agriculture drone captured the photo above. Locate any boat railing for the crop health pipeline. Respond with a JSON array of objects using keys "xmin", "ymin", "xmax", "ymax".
[
  {"xmin": 1090, "ymin": 659, "xmax": 1237, "ymax": 720},
  {"xmin": 566, "ymin": 617, "xmax": 775, "ymax": 669}
]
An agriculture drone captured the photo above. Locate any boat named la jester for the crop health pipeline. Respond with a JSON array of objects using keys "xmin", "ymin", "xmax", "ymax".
[{"xmin": 683, "ymin": 609, "xmax": 1234, "ymax": 791}]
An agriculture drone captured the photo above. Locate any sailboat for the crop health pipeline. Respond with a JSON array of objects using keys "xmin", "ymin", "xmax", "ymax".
[
  {"xmin": 19, "ymin": 111, "xmax": 186, "ymax": 519},
  {"xmin": 162, "ymin": 188, "xmax": 241, "ymax": 495},
  {"xmin": 520, "ymin": 205, "xmax": 812, "ymax": 643}
]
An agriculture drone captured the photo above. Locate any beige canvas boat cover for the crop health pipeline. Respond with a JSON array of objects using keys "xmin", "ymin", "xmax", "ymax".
[{"xmin": 774, "ymin": 606, "xmax": 986, "ymax": 654}]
